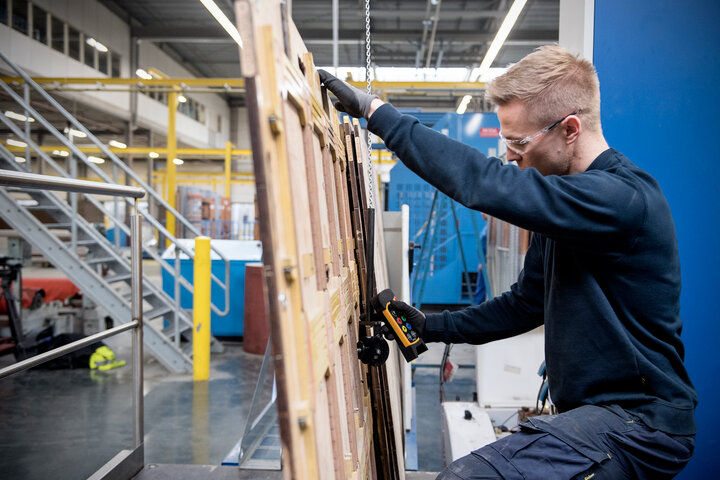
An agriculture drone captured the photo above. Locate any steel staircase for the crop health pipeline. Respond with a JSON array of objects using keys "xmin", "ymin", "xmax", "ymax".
[{"xmin": 0, "ymin": 52, "xmax": 230, "ymax": 373}]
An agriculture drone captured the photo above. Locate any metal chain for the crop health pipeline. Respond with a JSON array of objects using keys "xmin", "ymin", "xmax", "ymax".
[{"xmin": 365, "ymin": 0, "xmax": 375, "ymax": 209}]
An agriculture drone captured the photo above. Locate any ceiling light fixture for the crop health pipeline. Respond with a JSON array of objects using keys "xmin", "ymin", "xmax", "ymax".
[
  {"xmin": 136, "ymin": 68, "xmax": 153, "ymax": 80},
  {"xmin": 52, "ymin": 149, "xmax": 70, "ymax": 157},
  {"xmin": 86, "ymin": 37, "xmax": 108, "ymax": 53},
  {"xmin": 5, "ymin": 110, "xmax": 35, "ymax": 122},
  {"xmin": 199, "ymin": 0, "xmax": 243, "ymax": 48},
  {"xmin": 456, "ymin": 95, "xmax": 472, "ymax": 114},
  {"xmin": 63, "ymin": 127, "xmax": 87, "ymax": 138},
  {"xmin": 6, "ymin": 139, "xmax": 28, "ymax": 148},
  {"xmin": 88, "ymin": 156, "xmax": 105, "ymax": 164},
  {"xmin": 177, "ymin": 95, "xmax": 188, "ymax": 103},
  {"xmin": 148, "ymin": 151, "xmax": 160, "ymax": 159},
  {"xmin": 472, "ymin": 0, "xmax": 527, "ymax": 81},
  {"xmin": 109, "ymin": 140, "xmax": 127, "ymax": 149},
  {"xmin": 14, "ymin": 156, "xmax": 26, "ymax": 163},
  {"xmin": 173, "ymin": 158, "xmax": 184, "ymax": 165}
]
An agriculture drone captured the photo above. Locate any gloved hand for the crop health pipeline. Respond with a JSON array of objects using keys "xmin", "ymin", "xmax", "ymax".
[
  {"xmin": 318, "ymin": 69, "xmax": 379, "ymax": 119},
  {"xmin": 389, "ymin": 300, "xmax": 426, "ymax": 337}
]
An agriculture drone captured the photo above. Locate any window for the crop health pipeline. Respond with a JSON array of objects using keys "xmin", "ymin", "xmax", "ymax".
[
  {"xmin": 1, "ymin": 0, "xmax": 8, "ymax": 25},
  {"xmin": 68, "ymin": 25, "xmax": 80, "ymax": 61},
  {"xmin": 51, "ymin": 16, "xmax": 64, "ymax": 53},
  {"xmin": 217, "ymin": 114, "xmax": 222, "ymax": 132},
  {"xmin": 12, "ymin": 0, "xmax": 28, "ymax": 35},
  {"xmin": 98, "ymin": 49, "xmax": 108, "ymax": 74},
  {"xmin": 111, "ymin": 52, "xmax": 121, "ymax": 77},
  {"xmin": 83, "ymin": 35, "xmax": 95, "ymax": 68},
  {"xmin": 31, "ymin": 4, "xmax": 47, "ymax": 44}
]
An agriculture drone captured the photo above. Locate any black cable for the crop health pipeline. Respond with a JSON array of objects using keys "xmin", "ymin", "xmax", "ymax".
[{"xmin": 439, "ymin": 343, "xmax": 453, "ymax": 403}]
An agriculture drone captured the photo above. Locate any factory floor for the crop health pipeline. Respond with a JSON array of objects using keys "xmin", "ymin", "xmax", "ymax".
[{"xmin": 0, "ymin": 261, "xmax": 476, "ymax": 479}]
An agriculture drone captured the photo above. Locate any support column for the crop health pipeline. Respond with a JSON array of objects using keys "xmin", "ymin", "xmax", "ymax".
[
  {"xmin": 225, "ymin": 141, "xmax": 232, "ymax": 199},
  {"xmin": 559, "ymin": 0, "xmax": 594, "ymax": 59}
]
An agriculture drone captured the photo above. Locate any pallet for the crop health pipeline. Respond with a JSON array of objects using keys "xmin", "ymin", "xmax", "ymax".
[{"xmin": 235, "ymin": 2, "xmax": 405, "ymax": 478}]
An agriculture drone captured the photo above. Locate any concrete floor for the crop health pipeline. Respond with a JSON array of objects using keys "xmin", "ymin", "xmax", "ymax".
[{"xmin": 0, "ymin": 263, "xmax": 478, "ymax": 479}]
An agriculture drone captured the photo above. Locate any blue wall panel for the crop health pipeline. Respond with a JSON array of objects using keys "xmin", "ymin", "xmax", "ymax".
[
  {"xmin": 386, "ymin": 112, "xmax": 500, "ymax": 305},
  {"xmin": 593, "ymin": 1, "xmax": 720, "ymax": 475}
]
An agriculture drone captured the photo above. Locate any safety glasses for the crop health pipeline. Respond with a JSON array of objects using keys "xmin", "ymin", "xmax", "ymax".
[{"xmin": 500, "ymin": 110, "xmax": 580, "ymax": 155}]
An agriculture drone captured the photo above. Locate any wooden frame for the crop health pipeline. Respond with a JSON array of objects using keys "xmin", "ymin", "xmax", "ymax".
[{"xmin": 235, "ymin": 1, "xmax": 405, "ymax": 478}]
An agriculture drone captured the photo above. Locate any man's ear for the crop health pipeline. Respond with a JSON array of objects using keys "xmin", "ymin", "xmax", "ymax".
[{"xmin": 564, "ymin": 115, "xmax": 581, "ymax": 144}]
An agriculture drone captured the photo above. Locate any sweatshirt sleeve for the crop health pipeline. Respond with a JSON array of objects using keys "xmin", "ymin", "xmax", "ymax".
[
  {"xmin": 423, "ymin": 233, "xmax": 545, "ymax": 344},
  {"xmin": 367, "ymin": 104, "xmax": 645, "ymax": 251}
]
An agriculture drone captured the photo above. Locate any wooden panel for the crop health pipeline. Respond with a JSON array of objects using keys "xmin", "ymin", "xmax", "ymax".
[{"xmin": 236, "ymin": 1, "xmax": 404, "ymax": 478}]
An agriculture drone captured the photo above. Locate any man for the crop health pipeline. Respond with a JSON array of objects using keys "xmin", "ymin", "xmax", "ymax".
[{"xmin": 319, "ymin": 45, "xmax": 696, "ymax": 479}]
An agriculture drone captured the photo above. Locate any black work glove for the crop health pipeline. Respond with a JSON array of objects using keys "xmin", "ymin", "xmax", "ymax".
[
  {"xmin": 318, "ymin": 69, "xmax": 379, "ymax": 119},
  {"xmin": 389, "ymin": 300, "xmax": 426, "ymax": 338}
]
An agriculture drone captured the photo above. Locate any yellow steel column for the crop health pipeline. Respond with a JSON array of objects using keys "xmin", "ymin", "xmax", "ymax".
[
  {"xmin": 167, "ymin": 91, "xmax": 178, "ymax": 242},
  {"xmin": 193, "ymin": 236, "xmax": 211, "ymax": 381},
  {"xmin": 224, "ymin": 141, "xmax": 232, "ymax": 198}
]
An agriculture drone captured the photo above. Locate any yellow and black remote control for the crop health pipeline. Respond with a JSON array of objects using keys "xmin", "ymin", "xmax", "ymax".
[{"xmin": 370, "ymin": 289, "xmax": 428, "ymax": 363}]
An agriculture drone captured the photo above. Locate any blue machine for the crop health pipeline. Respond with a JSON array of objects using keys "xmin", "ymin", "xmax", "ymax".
[
  {"xmin": 385, "ymin": 111, "xmax": 501, "ymax": 306},
  {"xmin": 161, "ymin": 239, "xmax": 262, "ymax": 337}
]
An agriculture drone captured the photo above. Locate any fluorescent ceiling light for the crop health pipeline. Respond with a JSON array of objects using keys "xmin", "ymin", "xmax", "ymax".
[
  {"xmin": 14, "ymin": 156, "xmax": 26, "ymax": 163},
  {"xmin": 85, "ymin": 37, "xmax": 108, "ymax": 53},
  {"xmin": 63, "ymin": 127, "xmax": 87, "ymax": 138},
  {"xmin": 5, "ymin": 110, "xmax": 35, "ymax": 122},
  {"xmin": 173, "ymin": 158, "xmax": 184, "ymax": 165},
  {"xmin": 456, "ymin": 95, "xmax": 472, "ymax": 114},
  {"xmin": 52, "ymin": 149, "xmax": 70, "ymax": 157},
  {"xmin": 472, "ymin": 0, "xmax": 527, "ymax": 81},
  {"xmin": 199, "ymin": 0, "xmax": 243, "ymax": 48},
  {"xmin": 88, "ymin": 156, "xmax": 105, "ymax": 164},
  {"xmin": 7, "ymin": 139, "xmax": 27, "ymax": 148},
  {"xmin": 148, "ymin": 151, "xmax": 160, "ymax": 159},
  {"xmin": 136, "ymin": 68, "xmax": 153, "ymax": 80},
  {"xmin": 177, "ymin": 95, "xmax": 188, "ymax": 103},
  {"xmin": 109, "ymin": 140, "xmax": 127, "ymax": 149}
]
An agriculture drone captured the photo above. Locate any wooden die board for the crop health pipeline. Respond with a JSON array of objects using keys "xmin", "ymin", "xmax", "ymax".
[{"xmin": 235, "ymin": 1, "xmax": 405, "ymax": 479}]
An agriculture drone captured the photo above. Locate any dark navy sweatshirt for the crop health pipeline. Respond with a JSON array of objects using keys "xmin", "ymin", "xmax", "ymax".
[{"xmin": 368, "ymin": 104, "xmax": 697, "ymax": 435}]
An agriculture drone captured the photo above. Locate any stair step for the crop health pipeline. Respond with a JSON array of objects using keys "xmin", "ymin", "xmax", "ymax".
[
  {"xmin": 85, "ymin": 256, "xmax": 116, "ymax": 265},
  {"xmin": 65, "ymin": 239, "xmax": 98, "ymax": 247},
  {"xmin": 122, "ymin": 289, "xmax": 155, "ymax": 300},
  {"xmin": 25, "ymin": 204, "xmax": 62, "ymax": 211},
  {"xmin": 145, "ymin": 305, "xmax": 174, "ymax": 320},
  {"xmin": 44, "ymin": 222, "xmax": 72, "ymax": 229},
  {"xmin": 105, "ymin": 273, "xmax": 132, "ymax": 283},
  {"xmin": 162, "ymin": 321, "xmax": 191, "ymax": 338}
]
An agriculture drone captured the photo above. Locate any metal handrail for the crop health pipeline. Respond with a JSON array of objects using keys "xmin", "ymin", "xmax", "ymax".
[
  {"xmin": 0, "ymin": 321, "xmax": 137, "ymax": 379},
  {"xmin": 0, "ymin": 51, "xmax": 231, "ymax": 317},
  {"xmin": 0, "ymin": 169, "xmax": 145, "ymax": 198},
  {"xmin": 0, "ymin": 170, "xmax": 145, "ymax": 463}
]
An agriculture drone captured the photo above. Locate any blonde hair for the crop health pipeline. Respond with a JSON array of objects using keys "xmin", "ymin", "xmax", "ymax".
[{"xmin": 487, "ymin": 45, "xmax": 602, "ymax": 133}]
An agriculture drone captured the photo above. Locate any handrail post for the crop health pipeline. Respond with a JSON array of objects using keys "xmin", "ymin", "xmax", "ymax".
[
  {"xmin": 69, "ymin": 134, "xmax": 78, "ymax": 255},
  {"xmin": 225, "ymin": 141, "xmax": 232, "ymax": 199},
  {"xmin": 23, "ymin": 84, "xmax": 30, "ymax": 166},
  {"xmin": 131, "ymin": 199, "xmax": 144, "ymax": 448},
  {"xmin": 166, "ymin": 91, "xmax": 178, "ymax": 246},
  {"xmin": 193, "ymin": 236, "xmax": 211, "ymax": 381},
  {"xmin": 174, "ymin": 247, "xmax": 181, "ymax": 347}
]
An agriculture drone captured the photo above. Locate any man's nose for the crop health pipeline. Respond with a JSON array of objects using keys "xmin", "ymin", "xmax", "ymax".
[{"xmin": 506, "ymin": 148, "xmax": 522, "ymax": 163}]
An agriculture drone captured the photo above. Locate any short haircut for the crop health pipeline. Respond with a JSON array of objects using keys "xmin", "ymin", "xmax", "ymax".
[{"xmin": 486, "ymin": 45, "xmax": 602, "ymax": 133}]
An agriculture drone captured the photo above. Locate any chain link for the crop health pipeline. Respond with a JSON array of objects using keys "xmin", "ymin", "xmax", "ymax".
[{"xmin": 365, "ymin": 0, "xmax": 375, "ymax": 209}]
